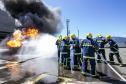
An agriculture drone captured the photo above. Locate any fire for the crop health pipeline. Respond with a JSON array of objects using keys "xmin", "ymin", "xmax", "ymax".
[
  {"xmin": 6, "ymin": 27, "xmax": 39, "ymax": 48},
  {"xmin": 23, "ymin": 27, "xmax": 39, "ymax": 39},
  {"xmin": 7, "ymin": 29, "xmax": 23, "ymax": 48},
  {"xmin": 6, "ymin": 61, "xmax": 21, "ymax": 78},
  {"xmin": 7, "ymin": 40, "xmax": 22, "ymax": 48},
  {"xmin": 13, "ymin": 30, "xmax": 23, "ymax": 41}
]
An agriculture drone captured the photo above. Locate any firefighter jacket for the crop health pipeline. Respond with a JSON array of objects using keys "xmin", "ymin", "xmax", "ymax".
[
  {"xmin": 107, "ymin": 39, "xmax": 119, "ymax": 52},
  {"xmin": 70, "ymin": 38, "xmax": 81, "ymax": 53},
  {"xmin": 56, "ymin": 39, "xmax": 62, "ymax": 51},
  {"xmin": 95, "ymin": 37, "xmax": 106, "ymax": 49},
  {"xmin": 81, "ymin": 38, "xmax": 98, "ymax": 57},
  {"xmin": 60, "ymin": 39, "xmax": 70, "ymax": 52}
]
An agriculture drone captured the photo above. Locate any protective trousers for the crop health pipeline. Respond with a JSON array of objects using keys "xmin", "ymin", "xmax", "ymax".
[
  {"xmin": 97, "ymin": 49, "xmax": 106, "ymax": 61},
  {"xmin": 58, "ymin": 50, "xmax": 60, "ymax": 62},
  {"xmin": 74, "ymin": 53, "xmax": 82, "ymax": 68},
  {"xmin": 70, "ymin": 49, "xmax": 82, "ymax": 69},
  {"xmin": 109, "ymin": 52, "xmax": 122, "ymax": 64},
  {"xmin": 82, "ymin": 57, "xmax": 96, "ymax": 75},
  {"xmin": 66, "ymin": 51, "xmax": 70, "ymax": 68},
  {"xmin": 60, "ymin": 52, "xmax": 67, "ymax": 65}
]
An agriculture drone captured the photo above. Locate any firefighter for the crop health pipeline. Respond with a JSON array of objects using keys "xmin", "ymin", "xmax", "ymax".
[
  {"xmin": 56, "ymin": 35, "xmax": 62, "ymax": 62},
  {"xmin": 70, "ymin": 34, "xmax": 81, "ymax": 70},
  {"xmin": 81, "ymin": 33, "xmax": 98, "ymax": 77},
  {"xmin": 95, "ymin": 34, "xmax": 107, "ymax": 63},
  {"xmin": 60, "ymin": 36, "xmax": 70, "ymax": 68},
  {"xmin": 66, "ymin": 36, "xmax": 71, "ymax": 69},
  {"xmin": 106, "ymin": 35, "xmax": 123, "ymax": 67}
]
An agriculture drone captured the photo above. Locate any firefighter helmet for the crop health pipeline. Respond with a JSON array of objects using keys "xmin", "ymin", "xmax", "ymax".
[
  {"xmin": 86, "ymin": 33, "xmax": 93, "ymax": 38},
  {"xmin": 97, "ymin": 34, "xmax": 102, "ymax": 38},
  {"xmin": 70, "ymin": 34, "xmax": 76, "ymax": 38},
  {"xmin": 63, "ymin": 36, "xmax": 67, "ymax": 40},
  {"xmin": 106, "ymin": 35, "xmax": 112, "ymax": 40},
  {"xmin": 58, "ymin": 35, "xmax": 62, "ymax": 40},
  {"xmin": 66, "ymin": 36, "xmax": 70, "ymax": 40}
]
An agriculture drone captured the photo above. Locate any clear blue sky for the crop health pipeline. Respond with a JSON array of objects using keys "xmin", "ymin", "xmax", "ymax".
[{"xmin": 44, "ymin": 0, "xmax": 126, "ymax": 38}]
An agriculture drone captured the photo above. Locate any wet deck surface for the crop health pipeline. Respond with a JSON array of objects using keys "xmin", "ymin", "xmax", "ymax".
[
  {"xmin": 106, "ymin": 48, "xmax": 126, "ymax": 79},
  {"xmin": 0, "ymin": 48, "xmax": 126, "ymax": 84},
  {"xmin": 59, "ymin": 48, "xmax": 126, "ymax": 84},
  {"xmin": 59, "ymin": 63, "xmax": 126, "ymax": 84},
  {"xmin": 0, "ymin": 48, "xmax": 58, "ymax": 84}
]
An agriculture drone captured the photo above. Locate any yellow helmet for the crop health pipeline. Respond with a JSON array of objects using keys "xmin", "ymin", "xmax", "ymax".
[
  {"xmin": 70, "ymin": 34, "xmax": 76, "ymax": 38},
  {"xmin": 63, "ymin": 36, "xmax": 67, "ymax": 40},
  {"xmin": 106, "ymin": 35, "xmax": 112, "ymax": 39},
  {"xmin": 66, "ymin": 36, "xmax": 70, "ymax": 40},
  {"xmin": 58, "ymin": 35, "xmax": 62, "ymax": 40},
  {"xmin": 97, "ymin": 34, "xmax": 102, "ymax": 38},
  {"xmin": 86, "ymin": 33, "xmax": 93, "ymax": 38}
]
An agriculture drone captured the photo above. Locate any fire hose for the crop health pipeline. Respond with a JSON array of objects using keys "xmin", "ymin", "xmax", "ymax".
[
  {"xmin": 2, "ymin": 72, "xmax": 53, "ymax": 84},
  {"xmin": 0, "ymin": 57, "xmax": 40, "ymax": 70},
  {"xmin": 22, "ymin": 72, "xmax": 71, "ymax": 84},
  {"xmin": 96, "ymin": 52, "xmax": 126, "ymax": 82},
  {"xmin": 22, "ymin": 72, "xmax": 49, "ymax": 84}
]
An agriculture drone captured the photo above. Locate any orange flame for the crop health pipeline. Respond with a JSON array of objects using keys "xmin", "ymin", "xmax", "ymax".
[
  {"xmin": 24, "ymin": 27, "xmax": 39, "ymax": 39},
  {"xmin": 7, "ymin": 30, "xmax": 23, "ymax": 48},
  {"xmin": 7, "ymin": 40, "xmax": 22, "ymax": 48},
  {"xmin": 6, "ymin": 27, "xmax": 39, "ymax": 48}
]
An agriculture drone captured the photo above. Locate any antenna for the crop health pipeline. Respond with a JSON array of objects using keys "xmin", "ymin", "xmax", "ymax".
[
  {"xmin": 77, "ymin": 28, "xmax": 79, "ymax": 38},
  {"xmin": 66, "ymin": 19, "xmax": 70, "ymax": 36}
]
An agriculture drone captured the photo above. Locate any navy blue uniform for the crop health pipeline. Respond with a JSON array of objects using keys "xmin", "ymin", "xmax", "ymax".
[
  {"xmin": 96, "ymin": 37, "xmax": 106, "ymax": 61},
  {"xmin": 107, "ymin": 39, "xmax": 122, "ymax": 64},
  {"xmin": 70, "ymin": 38, "xmax": 81, "ymax": 69},
  {"xmin": 60, "ymin": 39, "xmax": 70, "ymax": 67},
  {"xmin": 81, "ymin": 38, "xmax": 98, "ymax": 75}
]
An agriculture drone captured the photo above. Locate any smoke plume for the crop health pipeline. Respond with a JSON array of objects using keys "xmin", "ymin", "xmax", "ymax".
[{"xmin": 3, "ymin": 0, "xmax": 61, "ymax": 34}]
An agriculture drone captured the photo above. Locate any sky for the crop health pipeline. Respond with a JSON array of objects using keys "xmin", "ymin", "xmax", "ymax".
[{"xmin": 44, "ymin": 0, "xmax": 126, "ymax": 38}]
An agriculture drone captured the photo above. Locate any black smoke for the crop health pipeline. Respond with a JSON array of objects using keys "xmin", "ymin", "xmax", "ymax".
[{"xmin": 3, "ymin": 0, "xmax": 61, "ymax": 34}]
